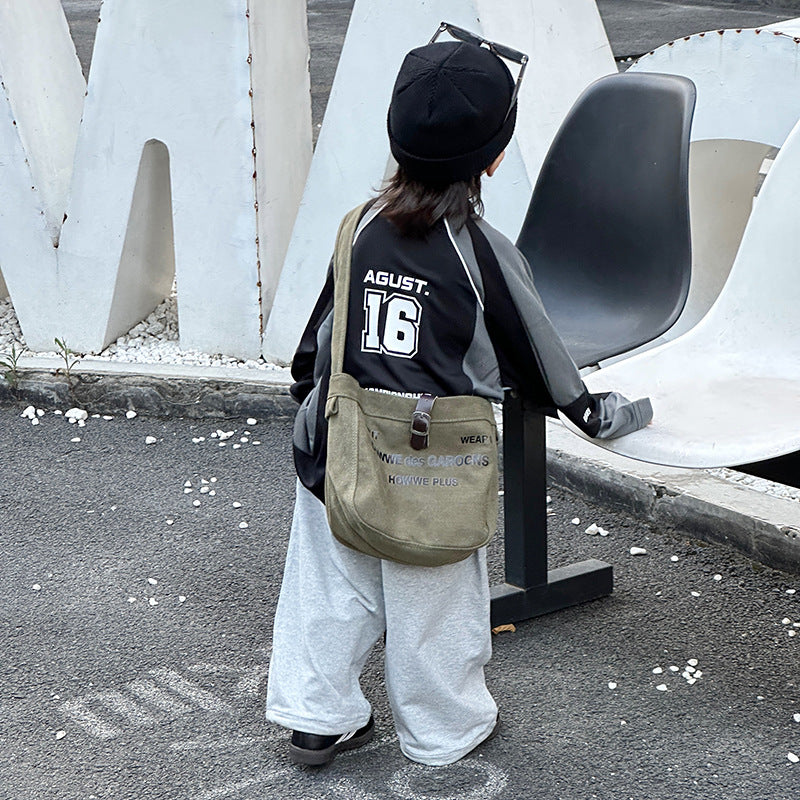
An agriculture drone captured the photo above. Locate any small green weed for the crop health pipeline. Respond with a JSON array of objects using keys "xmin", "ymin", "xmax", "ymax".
[
  {"xmin": 54, "ymin": 337, "xmax": 82, "ymax": 397},
  {"xmin": 0, "ymin": 342, "xmax": 22, "ymax": 391}
]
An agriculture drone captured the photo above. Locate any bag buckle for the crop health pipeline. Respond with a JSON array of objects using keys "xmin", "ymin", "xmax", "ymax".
[{"xmin": 410, "ymin": 394, "xmax": 436, "ymax": 450}]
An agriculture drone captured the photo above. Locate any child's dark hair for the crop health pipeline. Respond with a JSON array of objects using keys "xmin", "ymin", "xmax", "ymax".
[{"xmin": 377, "ymin": 168, "xmax": 484, "ymax": 238}]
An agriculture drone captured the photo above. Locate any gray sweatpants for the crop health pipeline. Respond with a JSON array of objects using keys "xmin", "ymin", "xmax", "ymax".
[{"xmin": 265, "ymin": 480, "xmax": 498, "ymax": 766}]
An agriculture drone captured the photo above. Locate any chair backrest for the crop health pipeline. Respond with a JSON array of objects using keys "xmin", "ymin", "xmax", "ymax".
[{"xmin": 516, "ymin": 73, "xmax": 696, "ymax": 369}]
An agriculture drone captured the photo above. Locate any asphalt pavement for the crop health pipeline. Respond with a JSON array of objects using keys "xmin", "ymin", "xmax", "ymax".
[
  {"xmin": 4, "ymin": 2, "xmax": 800, "ymax": 798},
  {"xmin": 2, "ymin": 406, "xmax": 800, "ymax": 799}
]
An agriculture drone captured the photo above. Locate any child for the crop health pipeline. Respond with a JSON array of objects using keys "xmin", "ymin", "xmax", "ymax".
[{"xmin": 266, "ymin": 29, "xmax": 652, "ymax": 768}]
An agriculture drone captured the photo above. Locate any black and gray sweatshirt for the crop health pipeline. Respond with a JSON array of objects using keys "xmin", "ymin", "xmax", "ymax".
[{"xmin": 291, "ymin": 205, "xmax": 652, "ymax": 499}]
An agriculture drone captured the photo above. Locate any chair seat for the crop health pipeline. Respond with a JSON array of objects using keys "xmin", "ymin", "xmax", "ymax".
[{"xmin": 562, "ymin": 339, "xmax": 800, "ymax": 468}]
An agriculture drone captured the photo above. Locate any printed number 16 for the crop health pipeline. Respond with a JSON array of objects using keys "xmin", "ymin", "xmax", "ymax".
[{"xmin": 361, "ymin": 289, "xmax": 422, "ymax": 358}]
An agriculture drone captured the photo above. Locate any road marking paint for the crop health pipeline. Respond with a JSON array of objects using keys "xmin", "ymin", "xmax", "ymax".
[
  {"xmin": 149, "ymin": 669, "xmax": 231, "ymax": 714},
  {"xmin": 187, "ymin": 662, "xmax": 270, "ymax": 696},
  {"xmin": 127, "ymin": 679, "xmax": 194, "ymax": 714},
  {"xmin": 195, "ymin": 768, "xmax": 286, "ymax": 800},
  {"xmin": 92, "ymin": 691, "xmax": 159, "ymax": 726},
  {"xmin": 59, "ymin": 699, "xmax": 122, "ymax": 741},
  {"xmin": 389, "ymin": 760, "xmax": 508, "ymax": 800}
]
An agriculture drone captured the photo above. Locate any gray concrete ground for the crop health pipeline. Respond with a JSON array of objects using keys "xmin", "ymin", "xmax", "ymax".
[
  {"xmin": 2, "ymin": 405, "xmax": 800, "ymax": 799},
  {"xmin": 4, "ymin": 1, "xmax": 800, "ymax": 798}
]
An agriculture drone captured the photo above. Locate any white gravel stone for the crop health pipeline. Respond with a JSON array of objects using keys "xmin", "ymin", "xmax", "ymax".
[
  {"xmin": 713, "ymin": 574, "xmax": 722, "ymax": 581},
  {"xmin": 70, "ymin": 437, "xmax": 81, "ymax": 443},
  {"xmin": 55, "ymin": 731, "xmax": 67, "ymax": 740},
  {"xmin": 193, "ymin": 500, "xmax": 201, "ymax": 507},
  {"xmin": 144, "ymin": 436, "xmax": 157, "ymax": 445},
  {"xmin": 200, "ymin": 486, "xmax": 210, "ymax": 494},
  {"xmin": 585, "ymin": 523, "xmax": 600, "ymax": 535},
  {"xmin": 247, "ymin": 418, "xmax": 258, "ymax": 425},
  {"xmin": 670, "ymin": 555, "xmax": 679, "ymax": 562},
  {"xmin": 788, "ymin": 752, "xmax": 799, "ymax": 764},
  {"xmin": 179, "ymin": 596, "xmax": 186, "ymax": 603},
  {"xmin": 126, "ymin": 411, "xmax": 137, "ymax": 419},
  {"xmin": 31, "ymin": 418, "xmax": 39, "ymax": 426},
  {"xmin": 608, "ymin": 682, "xmax": 617, "ymax": 690},
  {"xmin": 669, "ymin": 666, "xmax": 680, "ymax": 672},
  {"xmin": 788, "ymin": 630, "xmax": 797, "ymax": 637},
  {"xmin": 166, "ymin": 520, "xmax": 174, "ymax": 526},
  {"xmin": 183, "ymin": 488, "xmax": 193, "ymax": 494},
  {"xmin": 148, "ymin": 598, "xmax": 158, "ymax": 607},
  {"xmin": 65, "ymin": 408, "xmax": 88, "ymax": 422},
  {"xmin": 687, "ymin": 659, "xmax": 699, "ymax": 666},
  {"xmin": 32, "ymin": 584, "xmax": 41, "ymax": 591},
  {"xmin": 793, "ymin": 713, "xmax": 800, "ymax": 723},
  {"xmin": 239, "ymin": 521, "xmax": 249, "ymax": 529},
  {"xmin": 691, "ymin": 591, "xmax": 701, "ymax": 598},
  {"xmin": 787, "ymin": 589, "xmax": 797, "ymax": 595},
  {"xmin": 21, "ymin": 406, "xmax": 36, "ymax": 419},
  {"xmin": 571, "ymin": 518, "xmax": 580, "ymax": 525},
  {"xmin": 656, "ymin": 684, "xmax": 668, "ymax": 692},
  {"xmin": 147, "ymin": 578, "xmax": 157, "ymax": 586},
  {"xmin": 232, "ymin": 444, "xmax": 241, "ymax": 450},
  {"xmin": 232, "ymin": 501, "xmax": 242, "ymax": 509},
  {"xmin": 210, "ymin": 477, "xmax": 217, "ymax": 483},
  {"xmin": 652, "ymin": 667, "xmax": 663, "ymax": 674},
  {"xmin": 629, "ymin": 547, "xmax": 647, "ymax": 556}
]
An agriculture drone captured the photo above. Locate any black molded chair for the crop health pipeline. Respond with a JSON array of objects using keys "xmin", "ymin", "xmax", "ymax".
[
  {"xmin": 492, "ymin": 73, "xmax": 696, "ymax": 627},
  {"xmin": 516, "ymin": 73, "xmax": 696, "ymax": 368}
]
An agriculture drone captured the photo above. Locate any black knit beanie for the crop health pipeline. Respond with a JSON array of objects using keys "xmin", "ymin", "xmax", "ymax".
[{"xmin": 387, "ymin": 40, "xmax": 517, "ymax": 185}]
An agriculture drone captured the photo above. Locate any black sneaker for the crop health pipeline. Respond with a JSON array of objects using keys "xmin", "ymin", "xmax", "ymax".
[{"xmin": 289, "ymin": 716, "xmax": 375, "ymax": 766}]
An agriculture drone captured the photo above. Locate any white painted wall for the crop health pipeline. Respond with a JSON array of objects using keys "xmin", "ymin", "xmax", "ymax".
[
  {"xmin": 0, "ymin": 0, "xmax": 311, "ymax": 359},
  {"xmin": 262, "ymin": 0, "xmax": 615, "ymax": 364}
]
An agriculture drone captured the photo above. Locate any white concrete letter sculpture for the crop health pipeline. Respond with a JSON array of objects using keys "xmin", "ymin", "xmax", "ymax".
[
  {"xmin": 627, "ymin": 21, "xmax": 800, "ymax": 345},
  {"xmin": 263, "ymin": 0, "xmax": 615, "ymax": 364},
  {"xmin": 0, "ymin": 0, "xmax": 312, "ymax": 359}
]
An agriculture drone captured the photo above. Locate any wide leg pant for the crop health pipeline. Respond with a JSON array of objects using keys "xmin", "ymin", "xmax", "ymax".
[{"xmin": 265, "ymin": 480, "xmax": 498, "ymax": 766}]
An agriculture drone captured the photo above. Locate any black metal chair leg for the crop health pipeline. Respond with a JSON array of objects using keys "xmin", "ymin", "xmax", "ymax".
[{"xmin": 490, "ymin": 396, "xmax": 613, "ymax": 626}]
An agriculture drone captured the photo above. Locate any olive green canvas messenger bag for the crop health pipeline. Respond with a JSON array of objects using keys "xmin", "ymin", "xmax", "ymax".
[{"xmin": 324, "ymin": 205, "xmax": 499, "ymax": 567}]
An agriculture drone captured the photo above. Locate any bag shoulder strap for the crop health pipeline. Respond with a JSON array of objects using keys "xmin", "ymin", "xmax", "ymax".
[{"xmin": 330, "ymin": 202, "xmax": 372, "ymax": 375}]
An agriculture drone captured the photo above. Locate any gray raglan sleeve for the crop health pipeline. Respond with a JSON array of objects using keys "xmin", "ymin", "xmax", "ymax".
[{"xmin": 475, "ymin": 218, "xmax": 652, "ymax": 440}]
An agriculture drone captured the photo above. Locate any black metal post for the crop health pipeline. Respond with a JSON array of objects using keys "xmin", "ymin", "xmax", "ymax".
[{"xmin": 490, "ymin": 394, "xmax": 613, "ymax": 626}]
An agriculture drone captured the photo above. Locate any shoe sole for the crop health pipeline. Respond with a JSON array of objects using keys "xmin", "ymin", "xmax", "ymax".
[{"xmin": 289, "ymin": 723, "xmax": 375, "ymax": 766}]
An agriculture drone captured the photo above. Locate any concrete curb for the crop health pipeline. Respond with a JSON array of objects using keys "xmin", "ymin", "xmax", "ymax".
[
  {"xmin": 0, "ymin": 358, "xmax": 296, "ymax": 419},
  {"xmin": 2, "ymin": 362, "xmax": 798, "ymax": 576},
  {"xmin": 546, "ymin": 422, "xmax": 800, "ymax": 577}
]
